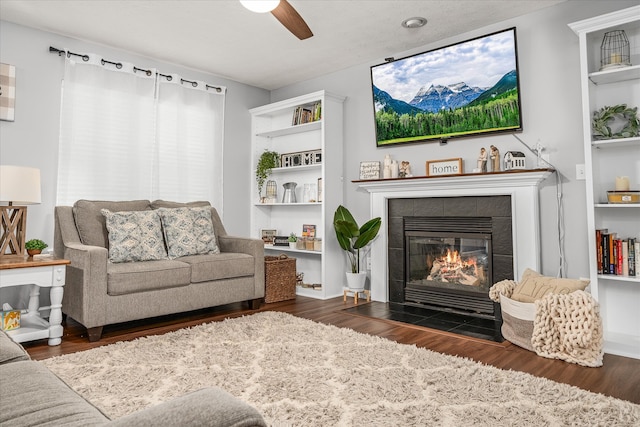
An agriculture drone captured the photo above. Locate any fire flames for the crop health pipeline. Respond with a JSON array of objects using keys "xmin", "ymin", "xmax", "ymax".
[{"xmin": 427, "ymin": 249, "xmax": 484, "ymax": 286}]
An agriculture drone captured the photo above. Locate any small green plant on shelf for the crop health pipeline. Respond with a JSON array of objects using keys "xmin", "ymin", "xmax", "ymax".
[
  {"xmin": 256, "ymin": 150, "xmax": 280, "ymax": 198},
  {"xmin": 288, "ymin": 233, "xmax": 297, "ymax": 242},
  {"xmin": 25, "ymin": 239, "xmax": 48, "ymax": 251}
]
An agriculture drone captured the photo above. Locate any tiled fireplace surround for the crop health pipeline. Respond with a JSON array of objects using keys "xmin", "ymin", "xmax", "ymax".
[
  {"xmin": 387, "ymin": 195, "xmax": 512, "ymax": 315},
  {"xmin": 357, "ymin": 170, "xmax": 553, "ymax": 303}
]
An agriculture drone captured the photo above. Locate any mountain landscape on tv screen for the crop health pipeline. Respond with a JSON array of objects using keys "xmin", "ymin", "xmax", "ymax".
[{"xmin": 373, "ymin": 69, "xmax": 520, "ymax": 145}]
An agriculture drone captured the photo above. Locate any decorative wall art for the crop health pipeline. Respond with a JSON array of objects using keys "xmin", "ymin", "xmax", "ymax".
[{"xmin": 0, "ymin": 63, "xmax": 16, "ymax": 122}]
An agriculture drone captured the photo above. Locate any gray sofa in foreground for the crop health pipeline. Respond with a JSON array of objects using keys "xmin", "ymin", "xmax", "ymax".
[
  {"xmin": 54, "ymin": 200, "xmax": 265, "ymax": 341},
  {"xmin": 0, "ymin": 330, "xmax": 267, "ymax": 426}
]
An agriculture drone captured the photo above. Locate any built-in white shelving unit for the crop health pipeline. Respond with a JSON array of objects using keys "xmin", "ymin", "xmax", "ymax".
[
  {"xmin": 249, "ymin": 91, "xmax": 346, "ymax": 299},
  {"xmin": 570, "ymin": 5, "xmax": 640, "ymax": 359}
]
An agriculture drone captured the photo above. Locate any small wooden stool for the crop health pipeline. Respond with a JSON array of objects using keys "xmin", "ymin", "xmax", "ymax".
[{"xmin": 343, "ymin": 289, "xmax": 371, "ymax": 305}]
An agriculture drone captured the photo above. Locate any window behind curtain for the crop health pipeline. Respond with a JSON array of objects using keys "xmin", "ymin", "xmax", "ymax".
[{"xmin": 56, "ymin": 54, "xmax": 225, "ymax": 210}]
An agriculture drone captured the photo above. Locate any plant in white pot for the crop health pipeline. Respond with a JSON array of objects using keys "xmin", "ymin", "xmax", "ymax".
[{"xmin": 333, "ymin": 205, "xmax": 381, "ymax": 291}]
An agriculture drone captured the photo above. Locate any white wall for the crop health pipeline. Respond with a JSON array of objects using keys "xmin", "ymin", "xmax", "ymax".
[
  {"xmin": 0, "ymin": 20, "xmax": 269, "ymax": 244},
  {"xmin": 271, "ymin": 0, "xmax": 638, "ymax": 280}
]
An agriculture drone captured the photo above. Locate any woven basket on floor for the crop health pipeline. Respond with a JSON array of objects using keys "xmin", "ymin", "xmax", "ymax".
[{"xmin": 264, "ymin": 254, "xmax": 297, "ymax": 303}]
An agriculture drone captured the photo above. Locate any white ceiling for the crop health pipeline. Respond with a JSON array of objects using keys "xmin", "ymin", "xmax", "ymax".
[{"xmin": 0, "ymin": 0, "xmax": 566, "ymax": 90}]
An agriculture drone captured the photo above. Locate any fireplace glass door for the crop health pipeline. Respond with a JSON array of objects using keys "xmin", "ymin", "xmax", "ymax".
[{"xmin": 406, "ymin": 231, "xmax": 492, "ymax": 294}]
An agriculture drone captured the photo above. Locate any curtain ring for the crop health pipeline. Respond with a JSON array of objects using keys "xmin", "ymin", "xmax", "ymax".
[{"xmin": 82, "ymin": 55, "xmax": 89, "ymax": 62}]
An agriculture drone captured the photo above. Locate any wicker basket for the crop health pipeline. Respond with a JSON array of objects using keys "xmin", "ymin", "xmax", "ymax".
[{"xmin": 264, "ymin": 254, "xmax": 297, "ymax": 303}]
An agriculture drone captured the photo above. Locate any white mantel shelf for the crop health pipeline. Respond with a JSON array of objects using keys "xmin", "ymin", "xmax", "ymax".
[
  {"xmin": 357, "ymin": 168, "xmax": 555, "ymax": 302},
  {"xmin": 354, "ymin": 169, "xmax": 555, "ymax": 191}
]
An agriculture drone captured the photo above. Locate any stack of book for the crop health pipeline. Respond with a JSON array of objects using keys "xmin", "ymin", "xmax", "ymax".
[
  {"xmin": 291, "ymin": 102, "xmax": 321, "ymax": 125},
  {"xmin": 596, "ymin": 229, "xmax": 639, "ymax": 276}
]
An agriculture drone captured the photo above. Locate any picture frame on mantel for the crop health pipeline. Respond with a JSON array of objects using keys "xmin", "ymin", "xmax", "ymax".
[
  {"xmin": 0, "ymin": 63, "xmax": 16, "ymax": 122},
  {"xmin": 426, "ymin": 158, "xmax": 463, "ymax": 176}
]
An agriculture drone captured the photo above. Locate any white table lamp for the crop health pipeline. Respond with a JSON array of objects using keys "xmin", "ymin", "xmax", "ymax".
[{"xmin": 0, "ymin": 165, "xmax": 42, "ymax": 259}]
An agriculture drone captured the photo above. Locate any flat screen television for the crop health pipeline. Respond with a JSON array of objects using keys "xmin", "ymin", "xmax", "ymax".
[{"xmin": 370, "ymin": 27, "xmax": 522, "ymax": 146}]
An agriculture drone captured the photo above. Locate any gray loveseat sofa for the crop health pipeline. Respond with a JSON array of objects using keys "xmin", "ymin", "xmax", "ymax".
[
  {"xmin": 54, "ymin": 200, "xmax": 264, "ymax": 341},
  {"xmin": 0, "ymin": 329, "xmax": 267, "ymax": 426}
]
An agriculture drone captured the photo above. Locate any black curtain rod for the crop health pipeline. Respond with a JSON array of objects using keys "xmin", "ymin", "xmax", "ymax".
[{"xmin": 49, "ymin": 46, "xmax": 223, "ymax": 92}]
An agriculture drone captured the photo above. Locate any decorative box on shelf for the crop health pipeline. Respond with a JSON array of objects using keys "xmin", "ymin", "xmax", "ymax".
[{"xmin": 607, "ymin": 191, "xmax": 639, "ymax": 204}]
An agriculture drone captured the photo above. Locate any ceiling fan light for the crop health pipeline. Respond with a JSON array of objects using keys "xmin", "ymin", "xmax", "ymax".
[{"xmin": 240, "ymin": 0, "xmax": 281, "ymax": 13}]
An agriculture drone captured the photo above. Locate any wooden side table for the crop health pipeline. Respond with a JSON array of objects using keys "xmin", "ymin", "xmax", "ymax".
[{"xmin": 0, "ymin": 257, "xmax": 70, "ymax": 346}]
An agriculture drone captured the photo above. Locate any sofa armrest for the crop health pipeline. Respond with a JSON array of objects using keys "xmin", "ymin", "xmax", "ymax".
[
  {"xmin": 108, "ymin": 387, "xmax": 267, "ymax": 427},
  {"xmin": 61, "ymin": 242, "xmax": 109, "ymax": 329},
  {"xmin": 218, "ymin": 236, "xmax": 265, "ymax": 298}
]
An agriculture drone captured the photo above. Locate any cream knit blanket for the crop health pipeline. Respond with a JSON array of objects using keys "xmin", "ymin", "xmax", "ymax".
[{"xmin": 532, "ymin": 290, "xmax": 603, "ymax": 367}]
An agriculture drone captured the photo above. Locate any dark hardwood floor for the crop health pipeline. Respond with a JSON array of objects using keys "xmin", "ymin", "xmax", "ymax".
[{"xmin": 22, "ymin": 296, "xmax": 640, "ymax": 404}]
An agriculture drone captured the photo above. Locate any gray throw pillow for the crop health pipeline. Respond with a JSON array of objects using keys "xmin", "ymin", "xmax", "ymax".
[
  {"xmin": 101, "ymin": 209, "xmax": 168, "ymax": 263},
  {"xmin": 156, "ymin": 207, "xmax": 220, "ymax": 259}
]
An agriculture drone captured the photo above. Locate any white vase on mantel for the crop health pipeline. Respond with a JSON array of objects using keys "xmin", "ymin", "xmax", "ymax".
[{"xmin": 345, "ymin": 271, "xmax": 367, "ymax": 291}]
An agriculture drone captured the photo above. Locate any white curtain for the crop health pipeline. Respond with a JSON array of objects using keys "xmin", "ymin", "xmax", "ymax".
[
  {"xmin": 154, "ymin": 75, "xmax": 224, "ymax": 207},
  {"xmin": 56, "ymin": 54, "xmax": 226, "ymax": 209}
]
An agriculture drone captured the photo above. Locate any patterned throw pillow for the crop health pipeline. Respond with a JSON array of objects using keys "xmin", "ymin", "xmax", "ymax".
[
  {"xmin": 101, "ymin": 209, "xmax": 168, "ymax": 263},
  {"xmin": 156, "ymin": 207, "xmax": 220, "ymax": 259}
]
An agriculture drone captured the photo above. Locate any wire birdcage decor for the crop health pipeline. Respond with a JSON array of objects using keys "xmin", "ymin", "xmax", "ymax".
[
  {"xmin": 265, "ymin": 180, "xmax": 277, "ymax": 202},
  {"xmin": 600, "ymin": 30, "xmax": 631, "ymax": 71}
]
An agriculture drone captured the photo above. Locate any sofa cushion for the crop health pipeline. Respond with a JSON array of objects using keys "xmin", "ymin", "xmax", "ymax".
[
  {"xmin": 73, "ymin": 200, "xmax": 151, "ymax": 248},
  {"xmin": 101, "ymin": 209, "xmax": 168, "ymax": 263},
  {"xmin": 0, "ymin": 330, "xmax": 30, "ymax": 364},
  {"xmin": 0, "ymin": 361, "xmax": 109, "ymax": 426},
  {"xmin": 179, "ymin": 252, "xmax": 255, "ymax": 283},
  {"xmin": 510, "ymin": 268, "xmax": 590, "ymax": 303},
  {"xmin": 107, "ymin": 260, "xmax": 191, "ymax": 296},
  {"xmin": 156, "ymin": 207, "xmax": 220, "ymax": 259}
]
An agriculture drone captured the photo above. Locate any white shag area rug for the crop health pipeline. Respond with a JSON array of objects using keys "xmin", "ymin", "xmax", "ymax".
[{"xmin": 41, "ymin": 311, "xmax": 639, "ymax": 426}]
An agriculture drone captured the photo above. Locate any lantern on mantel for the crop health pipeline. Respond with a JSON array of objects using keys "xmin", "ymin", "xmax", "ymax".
[{"xmin": 600, "ymin": 30, "xmax": 631, "ymax": 71}]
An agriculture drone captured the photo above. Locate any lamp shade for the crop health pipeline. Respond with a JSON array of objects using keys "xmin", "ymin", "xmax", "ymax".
[{"xmin": 0, "ymin": 165, "xmax": 42, "ymax": 205}]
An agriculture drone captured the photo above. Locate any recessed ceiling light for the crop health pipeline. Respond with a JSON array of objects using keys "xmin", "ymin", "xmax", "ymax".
[{"xmin": 402, "ymin": 17, "xmax": 427, "ymax": 29}]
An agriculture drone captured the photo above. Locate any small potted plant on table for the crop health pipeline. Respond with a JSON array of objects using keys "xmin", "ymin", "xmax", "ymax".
[{"xmin": 25, "ymin": 239, "xmax": 48, "ymax": 257}]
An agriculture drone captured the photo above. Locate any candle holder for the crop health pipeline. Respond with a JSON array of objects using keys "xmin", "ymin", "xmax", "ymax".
[{"xmin": 600, "ymin": 30, "xmax": 631, "ymax": 71}]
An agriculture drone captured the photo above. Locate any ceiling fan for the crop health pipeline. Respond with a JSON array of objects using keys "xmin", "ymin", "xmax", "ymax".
[{"xmin": 240, "ymin": 0, "xmax": 313, "ymax": 40}]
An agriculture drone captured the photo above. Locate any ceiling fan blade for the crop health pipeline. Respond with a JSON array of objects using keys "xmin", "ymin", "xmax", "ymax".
[{"xmin": 271, "ymin": 0, "xmax": 313, "ymax": 40}]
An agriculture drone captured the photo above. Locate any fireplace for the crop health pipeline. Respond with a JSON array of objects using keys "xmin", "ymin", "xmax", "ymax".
[
  {"xmin": 356, "ymin": 169, "xmax": 553, "ymax": 305},
  {"xmin": 403, "ymin": 215, "xmax": 497, "ymax": 317}
]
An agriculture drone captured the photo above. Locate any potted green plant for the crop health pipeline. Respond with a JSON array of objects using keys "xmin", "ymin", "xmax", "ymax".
[
  {"xmin": 25, "ymin": 239, "xmax": 48, "ymax": 257},
  {"xmin": 256, "ymin": 150, "xmax": 279, "ymax": 200},
  {"xmin": 333, "ymin": 205, "xmax": 381, "ymax": 290},
  {"xmin": 288, "ymin": 233, "xmax": 297, "ymax": 249}
]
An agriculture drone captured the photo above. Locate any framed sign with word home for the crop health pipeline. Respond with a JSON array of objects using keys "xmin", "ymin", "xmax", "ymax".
[{"xmin": 426, "ymin": 158, "xmax": 463, "ymax": 176}]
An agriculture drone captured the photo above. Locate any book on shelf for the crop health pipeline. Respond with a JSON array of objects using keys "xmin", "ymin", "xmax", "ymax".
[
  {"xmin": 302, "ymin": 224, "xmax": 316, "ymax": 239},
  {"xmin": 596, "ymin": 230, "xmax": 639, "ymax": 277},
  {"xmin": 629, "ymin": 238, "xmax": 636, "ymax": 276},
  {"xmin": 291, "ymin": 102, "xmax": 321, "ymax": 126}
]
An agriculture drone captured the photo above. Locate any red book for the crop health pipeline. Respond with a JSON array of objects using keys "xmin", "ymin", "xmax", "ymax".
[{"xmin": 616, "ymin": 239, "xmax": 623, "ymax": 275}]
